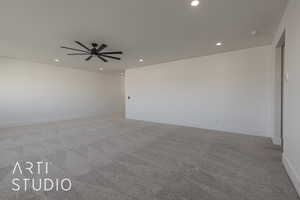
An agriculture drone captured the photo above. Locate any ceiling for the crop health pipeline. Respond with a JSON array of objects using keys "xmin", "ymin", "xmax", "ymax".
[{"xmin": 0, "ymin": 0, "xmax": 287, "ymax": 73}]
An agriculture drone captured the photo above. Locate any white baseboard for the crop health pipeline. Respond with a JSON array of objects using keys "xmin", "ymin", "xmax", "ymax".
[
  {"xmin": 0, "ymin": 112, "xmax": 123, "ymax": 129},
  {"xmin": 282, "ymin": 154, "xmax": 300, "ymax": 196},
  {"xmin": 272, "ymin": 136, "xmax": 282, "ymax": 146},
  {"xmin": 125, "ymin": 116, "xmax": 270, "ymax": 138}
]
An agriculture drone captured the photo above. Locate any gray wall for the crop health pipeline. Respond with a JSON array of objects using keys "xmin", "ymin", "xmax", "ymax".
[
  {"xmin": 0, "ymin": 58, "xmax": 124, "ymax": 128},
  {"xmin": 125, "ymin": 46, "xmax": 273, "ymax": 137}
]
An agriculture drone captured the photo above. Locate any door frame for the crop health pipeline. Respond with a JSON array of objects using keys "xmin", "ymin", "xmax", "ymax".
[{"xmin": 275, "ymin": 31, "xmax": 286, "ymax": 151}]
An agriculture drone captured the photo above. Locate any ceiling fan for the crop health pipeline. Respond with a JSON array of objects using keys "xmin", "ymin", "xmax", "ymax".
[{"xmin": 61, "ymin": 41, "xmax": 123, "ymax": 62}]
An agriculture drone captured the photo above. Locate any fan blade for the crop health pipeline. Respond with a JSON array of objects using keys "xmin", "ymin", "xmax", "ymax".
[
  {"xmin": 85, "ymin": 55, "xmax": 93, "ymax": 61},
  {"xmin": 100, "ymin": 51, "xmax": 123, "ymax": 55},
  {"xmin": 75, "ymin": 41, "xmax": 90, "ymax": 51},
  {"xmin": 67, "ymin": 53, "xmax": 89, "ymax": 55},
  {"xmin": 97, "ymin": 55, "xmax": 108, "ymax": 62},
  {"xmin": 61, "ymin": 46, "xmax": 89, "ymax": 53},
  {"xmin": 101, "ymin": 54, "xmax": 121, "ymax": 60},
  {"xmin": 97, "ymin": 44, "xmax": 107, "ymax": 53}
]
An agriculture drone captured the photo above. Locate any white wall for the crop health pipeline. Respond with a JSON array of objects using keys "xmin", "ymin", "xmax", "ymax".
[
  {"xmin": 272, "ymin": 0, "xmax": 300, "ymax": 195},
  {"xmin": 126, "ymin": 46, "xmax": 272, "ymax": 137},
  {"xmin": 0, "ymin": 58, "xmax": 124, "ymax": 128}
]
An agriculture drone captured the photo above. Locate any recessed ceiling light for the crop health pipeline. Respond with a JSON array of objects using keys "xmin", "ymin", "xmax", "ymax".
[
  {"xmin": 139, "ymin": 58, "xmax": 144, "ymax": 62},
  {"xmin": 191, "ymin": 0, "xmax": 200, "ymax": 7},
  {"xmin": 99, "ymin": 67, "xmax": 103, "ymax": 71},
  {"xmin": 251, "ymin": 30, "xmax": 257, "ymax": 35},
  {"xmin": 54, "ymin": 59, "xmax": 60, "ymax": 62},
  {"xmin": 216, "ymin": 42, "xmax": 223, "ymax": 46}
]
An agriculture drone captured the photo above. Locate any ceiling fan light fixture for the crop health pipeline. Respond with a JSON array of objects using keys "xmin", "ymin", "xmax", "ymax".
[{"xmin": 61, "ymin": 41, "xmax": 122, "ymax": 63}]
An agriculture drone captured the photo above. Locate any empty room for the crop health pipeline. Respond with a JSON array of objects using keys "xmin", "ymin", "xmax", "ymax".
[{"xmin": 0, "ymin": 0, "xmax": 300, "ymax": 199}]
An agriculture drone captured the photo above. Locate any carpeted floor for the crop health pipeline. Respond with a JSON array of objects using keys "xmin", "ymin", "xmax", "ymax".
[{"xmin": 0, "ymin": 116, "xmax": 299, "ymax": 200}]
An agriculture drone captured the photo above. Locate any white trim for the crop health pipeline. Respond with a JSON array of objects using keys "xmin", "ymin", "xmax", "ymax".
[
  {"xmin": 272, "ymin": 136, "xmax": 282, "ymax": 146},
  {"xmin": 0, "ymin": 112, "xmax": 123, "ymax": 129},
  {"xmin": 126, "ymin": 116, "xmax": 271, "ymax": 138},
  {"xmin": 282, "ymin": 154, "xmax": 300, "ymax": 196}
]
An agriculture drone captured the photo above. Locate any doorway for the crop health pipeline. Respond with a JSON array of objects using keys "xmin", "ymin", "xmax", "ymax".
[{"xmin": 275, "ymin": 31, "xmax": 286, "ymax": 151}]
